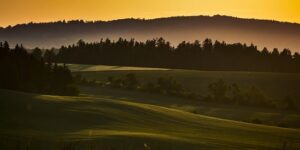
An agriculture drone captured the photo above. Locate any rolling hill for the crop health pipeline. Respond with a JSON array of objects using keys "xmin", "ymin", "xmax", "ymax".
[
  {"xmin": 68, "ymin": 64, "xmax": 300, "ymax": 128},
  {"xmin": 1, "ymin": 15, "xmax": 300, "ymax": 52},
  {"xmin": 1, "ymin": 89, "xmax": 300, "ymax": 149},
  {"xmin": 68, "ymin": 64, "xmax": 300, "ymax": 102}
]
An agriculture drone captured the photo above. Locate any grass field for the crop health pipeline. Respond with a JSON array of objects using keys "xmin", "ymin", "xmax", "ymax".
[
  {"xmin": 80, "ymin": 86, "xmax": 300, "ymax": 129},
  {"xmin": 68, "ymin": 64, "xmax": 300, "ymax": 103},
  {"xmin": 1, "ymin": 89, "xmax": 300, "ymax": 149},
  {"xmin": 67, "ymin": 64, "xmax": 300, "ymax": 128},
  {"xmin": 1, "ymin": 64, "xmax": 300, "ymax": 149}
]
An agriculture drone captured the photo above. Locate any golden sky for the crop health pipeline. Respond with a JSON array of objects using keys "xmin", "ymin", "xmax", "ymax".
[{"xmin": 0, "ymin": 0, "xmax": 299, "ymax": 27}]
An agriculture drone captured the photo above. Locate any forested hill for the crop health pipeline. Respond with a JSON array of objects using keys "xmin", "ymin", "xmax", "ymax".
[{"xmin": 0, "ymin": 15, "xmax": 300, "ymax": 52}]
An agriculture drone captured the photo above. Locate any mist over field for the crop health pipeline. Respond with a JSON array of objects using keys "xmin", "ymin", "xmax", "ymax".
[{"xmin": 1, "ymin": 15, "xmax": 300, "ymax": 52}]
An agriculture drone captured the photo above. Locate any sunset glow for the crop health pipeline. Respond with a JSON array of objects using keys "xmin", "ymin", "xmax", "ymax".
[{"xmin": 1, "ymin": 0, "xmax": 300, "ymax": 27}]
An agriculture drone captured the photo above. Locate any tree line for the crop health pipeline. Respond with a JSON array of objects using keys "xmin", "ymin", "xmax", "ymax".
[
  {"xmin": 53, "ymin": 38, "xmax": 300, "ymax": 73},
  {"xmin": 0, "ymin": 41, "xmax": 78, "ymax": 96},
  {"xmin": 74, "ymin": 73, "xmax": 297, "ymax": 111}
]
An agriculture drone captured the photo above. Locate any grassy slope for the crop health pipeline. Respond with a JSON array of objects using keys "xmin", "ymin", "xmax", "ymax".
[
  {"xmin": 1, "ymin": 89, "xmax": 300, "ymax": 149},
  {"xmin": 68, "ymin": 64, "xmax": 300, "ymax": 128},
  {"xmin": 80, "ymin": 86, "xmax": 300, "ymax": 129}
]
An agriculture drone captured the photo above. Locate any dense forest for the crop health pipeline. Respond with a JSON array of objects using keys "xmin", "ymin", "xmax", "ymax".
[
  {"xmin": 54, "ymin": 38, "xmax": 300, "ymax": 72},
  {"xmin": 0, "ymin": 41, "xmax": 78, "ymax": 96}
]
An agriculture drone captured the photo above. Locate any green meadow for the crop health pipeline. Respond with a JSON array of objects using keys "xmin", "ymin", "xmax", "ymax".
[
  {"xmin": 1, "ymin": 64, "xmax": 300, "ymax": 149},
  {"xmin": 69, "ymin": 64, "xmax": 300, "ymax": 128},
  {"xmin": 68, "ymin": 64, "xmax": 300, "ymax": 102},
  {"xmin": 1, "ymin": 89, "xmax": 300, "ymax": 149}
]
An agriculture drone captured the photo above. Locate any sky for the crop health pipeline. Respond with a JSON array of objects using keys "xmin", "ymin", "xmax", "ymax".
[{"xmin": 0, "ymin": 0, "xmax": 299, "ymax": 27}]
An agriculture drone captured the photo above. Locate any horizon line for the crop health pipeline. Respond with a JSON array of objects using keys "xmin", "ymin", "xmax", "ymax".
[{"xmin": 1, "ymin": 14, "xmax": 300, "ymax": 28}]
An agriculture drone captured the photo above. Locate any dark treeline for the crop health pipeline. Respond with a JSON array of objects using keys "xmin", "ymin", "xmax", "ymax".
[
  {"xmin": 0, "ymin": 41, "xmax": 78, "ymax": 96},
  {"xmin": 55, "ymin": 38, "xmax": 300, "ymax": 72}
]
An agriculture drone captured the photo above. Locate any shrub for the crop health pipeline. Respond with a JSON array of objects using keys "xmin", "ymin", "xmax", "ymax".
[
  {"xmin": 156, "ymin": 77, "xmax": 184, "ymax": 96},
  {"xmin": 243, "ymin": 86, "xmax": 267, "ymax": 106},
  {"xmin": 208, "ymin": 79, "xmax": 228, "ymax": 101},
  {"xmin": 230, "ymin": 83, "xmax": 244, "ymax": 104},
  {"xmin": 206, "ymin": 80, "xmax": 276, "ymax": 108},
  {"xmin": 123, "ymin": 73, "xmax": 140, "ymax": 89},
  {"xmin": 105, "ymin": 74, "xmax": 140, "ymax": 89}
]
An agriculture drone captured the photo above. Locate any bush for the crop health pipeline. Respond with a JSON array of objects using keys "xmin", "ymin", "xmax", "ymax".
[
  {"xmin": 105, "ymin": 74, "xmax": 140, "ymax": 89},
  {"xmin": 206, "ymin": 80, "xmax": 276, "ymax": 108},
  {"xmin": 208, "ymin": 79, "xmax": 228, "ymax": 101},
  {"xmin": 242, "ymin": 86, "xmax": 268, "ymax": 107},
  {"xmin": 123, "ymin": 73, "xmax": 139, "ymax": 89},
  {"xmin": 230, "ymin": 83, "xmax": 243, "ymax": 104},
  {"xmin": 106, "ymin": 76, "xmax": 122, "ymax": 88},
  {"xmin": 104, "ymin": 75, "xmax": 195, "ymax": 100},
  {"xmin": 143, "ymin": 82, "xmax": 157, "ymax": 93},
  {"xmin": 156, "ymin": 77, "xmax": 185, "ymax": 96}
]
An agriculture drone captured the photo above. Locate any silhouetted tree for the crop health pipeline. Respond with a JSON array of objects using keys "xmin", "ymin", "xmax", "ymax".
[
  {"xmin": 272, "ymin": 48, "xmax": 280, "ymax": 56},
  {"xmin": 203, "ymin": 38, "xmax": 213, "ymax": 53},
  {"xmin": 31, "ymin": 47, "xmax": 43, "ymax": 60},
  {"xmin": 44, "ymin": 49, "xmax": 56, "ymax": 64},
  {"xmin": 3, "ymin": 41, "xmax": 9, "ymax": 51},
  {"xmin": 54, "ymin": 38, "xmax": 300, "ymax": 73},
  {"xmin": 0, "ymin": 41, "xmax": 78, "ymax": 96}
]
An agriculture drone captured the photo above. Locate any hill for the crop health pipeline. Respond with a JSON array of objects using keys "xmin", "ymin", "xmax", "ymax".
[
  {"xmin": 1, "ymin": 89, "xmax": 300, "ymax": 149},
  {"xmin": 68, "ymin": 64, "xmax": 300, "ymax": 103},
  {"xmin": 1, "ymin": 15, "xmax": 300, "ymax": 52},
  {"xmin": 67, "ymin": 64, "xmax": 300, "ymax": 128}
]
